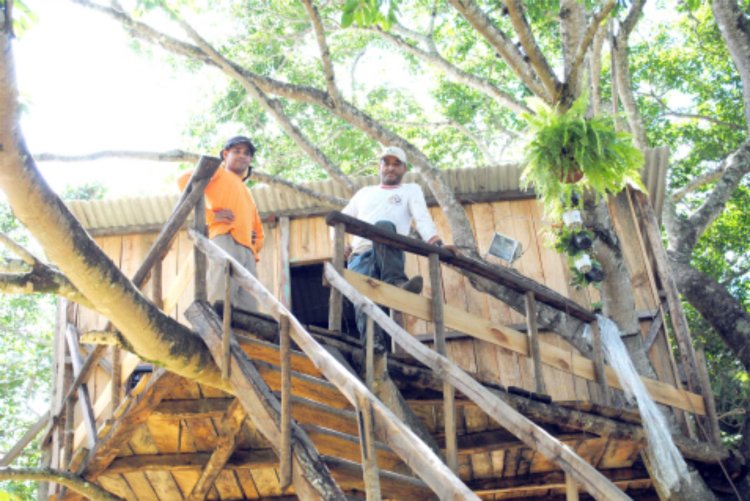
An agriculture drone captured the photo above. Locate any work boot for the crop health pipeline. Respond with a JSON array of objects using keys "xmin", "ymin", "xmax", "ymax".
[{"xmin": 396, "ymin": 275, "xmax": 423, "ymax": 294}]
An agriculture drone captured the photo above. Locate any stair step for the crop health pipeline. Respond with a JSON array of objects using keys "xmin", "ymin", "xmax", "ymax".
[
  {"xmin": 252, "ymin": 359, "xmax": 351, "ymax": 410},
  {"xmin": 302, "ymin": 424, "xmax": 408, "ymax": 474}
]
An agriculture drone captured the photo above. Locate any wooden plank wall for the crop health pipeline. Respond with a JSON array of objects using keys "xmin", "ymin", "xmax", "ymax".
[{"xmin": 65, "ymin": 197, "xmax": 681, "ymax": 454}]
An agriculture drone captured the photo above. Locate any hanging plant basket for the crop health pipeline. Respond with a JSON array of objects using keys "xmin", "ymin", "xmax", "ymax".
[{"xmin": 520, "ymin": 94, "xmax": 646, "ymax": 217}]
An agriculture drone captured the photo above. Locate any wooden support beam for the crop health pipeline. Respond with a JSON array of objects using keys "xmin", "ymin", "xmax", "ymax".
[
  {"xmin": 0, "ymin": 410, "xmax": 50, "ymax": 467},
  {"xmin": 80, "ymin": 370, "xmax": 181, "ymax": 481},
  {"xmin": 328, "ymin": 222, "xmax": 345, "ymax": 331},
  {"xmin": 429, "ymin": 253, "xmax": 457, "ymax": 473},
  {"xmin": 365, "ymin": 317, "xmax": 375, "ymax": 390},
  {"xmin": 190, "ymin": 231, "xmax": 478, "ymax": 500},
  {"xmin": 344, "ymin": 269, "xmax": 705, "ymax": 415},
  {"xmin": 111, "ymin": 347, "xmax": 121, "ymax": 415},
  {"xmin": 279, "ymin": 315, "xmax": 293, "ymax": 492},
  {"xmin": 186, "ymin": 301, "xmax": 348, "ymax": 501},
  {"xmin": 107, "ymin": 449, "xmax": 278, "ymax": 474},
  {"xmin": 642, "ymin": 309, "xmax": 664, "ymax": 352},
  {"xmin": 64, "ymin": 326, "xmax": 97, "ymax": 449},
  {"xmin": 327, "ymin": 263, "xmax": 630, "ymax": 501},
  {"xmin": 525, "ymin": 291, "xmax": 546, "ymax": 395},
  {"xmin": 151, "ymin": 258, "xmax": 163, "ymax": 309},
  {"xmin": 468, "ymin": 467, "xmax": 650, "ymax": 496},
  {"xmin": 630, "ymin": 192, "xmax": 702, "ymax": 395},
  {"xmin": 153, "ymin": 398, "xmax": 234, "ymax": 419},
  {"xmin": 186, "ymin": 399, "xmax": 247, "ymax": 501}
]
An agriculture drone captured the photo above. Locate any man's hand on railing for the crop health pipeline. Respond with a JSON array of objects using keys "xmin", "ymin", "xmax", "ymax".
[
  {"xmin": 212, "ymin": 208, "xmax": 235, "ymax": 223},
  {"xmin": 343, "ymin": 244, "xmax": 353, "ymax": 261}
]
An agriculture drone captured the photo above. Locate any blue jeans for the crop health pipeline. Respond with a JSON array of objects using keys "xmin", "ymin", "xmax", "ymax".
[{"xmin": 347, "ymin": 221, "xmax": 407, "ymax": 352}]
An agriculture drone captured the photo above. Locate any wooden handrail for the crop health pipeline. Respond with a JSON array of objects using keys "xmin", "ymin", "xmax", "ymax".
[
  {"xmin": 325, "ymin": 263, "xmax": 631, "ymax": 501},
  {"xmin": 132, "ymin": 155, "xmax": 220, "ymax": 288},
  {"xmin": 325, "ymin": 211, "xmax": 596, "ymax": 322}
]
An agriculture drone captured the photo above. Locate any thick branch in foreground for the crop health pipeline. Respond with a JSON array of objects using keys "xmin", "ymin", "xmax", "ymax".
[
  {"xmin": 0, "ymin": 468, "xmax": 121, "ymax": 501},
  {"xmin": 1, "ymin": 25, "xmax": 226, "ymax": 390}
]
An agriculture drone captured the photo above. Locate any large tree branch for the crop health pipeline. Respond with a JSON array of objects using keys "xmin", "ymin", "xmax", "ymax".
[
  {"xmin": 564, "ymin": 0, "xmax": 615, "ymax": 100},
  {"xmin": 172, "ymin": 14, "xmax": 357, "ymax": 195},
  {"xmin": 301, "ymin": 0, "xmax": 343, "ymax": 106},
  {"xmin": 34, "ymin": 149, "xmax": 200, "ymax": 163},
  {"xmin": 35, "ymin": 149, "xmax": 348, "ymax": 206},
  {"xmin": 610, "ymin": 0, "xmax": 648, "ymax": 147},
  {"xmin": 503, "ymin": 0, "xmax": 560, "ymax": 101},
  {"xmin": 713, "ymin": 0, "xmax": 750, "ymax": 129},
  {"xmin": 446, "ymin": 0, "xmax": 551, "ymax": 101},
  {"xmin": 0, "ymin": 468, "xmax": 121, "ymax": 501},
  {"xmin": 1, "ymin": 23, "xmax": 227, "ymax": 390},
  {"xmin": 368, "ymin": 24, "xmax": 530, "ymax": 114},
  {"xmin": 0, "ymin": 232, "xmax": 93, "ymax": 306},
  {"xmin": 675, "ymin": 140, "xmax": 750, "ymax": 251},
  {"xmin": 670, "ymin": 164, "xmax": 726, "ymax": 203},
  {"xmin": 668, "ymin": 259, "xmax": 750, "ymax": 371}
]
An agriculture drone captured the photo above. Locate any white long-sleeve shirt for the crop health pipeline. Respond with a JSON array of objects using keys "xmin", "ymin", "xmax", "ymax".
[{"xmin": 341, "ymin": 183, "xmax": 439, "ymax": 255}]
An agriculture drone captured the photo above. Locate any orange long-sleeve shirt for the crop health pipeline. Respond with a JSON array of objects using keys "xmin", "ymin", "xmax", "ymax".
[{"xmin": 178, "ymin": 165, "xmax": 264, "ymax": 260}]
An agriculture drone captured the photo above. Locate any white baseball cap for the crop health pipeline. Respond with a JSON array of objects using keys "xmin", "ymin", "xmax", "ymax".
[{"xmin": 380, "ymin": 146, "xmax": 407, "ymax": 165}]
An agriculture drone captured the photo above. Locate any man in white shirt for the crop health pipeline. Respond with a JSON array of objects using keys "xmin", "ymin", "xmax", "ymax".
[{"xmin": 341, "ymin": 146, "xmax": 447, "ymax": 344}]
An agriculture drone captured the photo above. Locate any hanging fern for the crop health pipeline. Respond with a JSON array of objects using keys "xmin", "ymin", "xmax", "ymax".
[{"xmin": 521, "ymin": 94, "xmax": 646, "ymax": 217}]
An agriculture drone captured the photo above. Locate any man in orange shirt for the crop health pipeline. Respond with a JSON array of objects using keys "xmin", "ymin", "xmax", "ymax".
[{"xmin": 178, "ymin": 136, "xmax": 264, "ymax": 312}]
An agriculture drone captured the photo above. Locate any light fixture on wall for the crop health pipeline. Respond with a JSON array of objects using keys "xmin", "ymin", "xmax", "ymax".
[{"xmin": 488, "ymin": 232, "xmax": 522, "ymax": 264}]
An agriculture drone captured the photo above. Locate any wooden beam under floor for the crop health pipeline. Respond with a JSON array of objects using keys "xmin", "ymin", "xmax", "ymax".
[{"xmin": 186, "ymin": 398, "xmax": 247, "ymax": 500}]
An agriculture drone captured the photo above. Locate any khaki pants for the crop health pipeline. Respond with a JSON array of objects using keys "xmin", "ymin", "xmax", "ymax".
[{"xmin": 207, "ymin": 234, "xmax": 258, "ymax": 312}]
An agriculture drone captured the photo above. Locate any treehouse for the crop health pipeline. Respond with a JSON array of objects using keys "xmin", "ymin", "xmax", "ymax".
[{"xmin": 30, "ymin": 152, "xmax": 732, "ymax": 500}]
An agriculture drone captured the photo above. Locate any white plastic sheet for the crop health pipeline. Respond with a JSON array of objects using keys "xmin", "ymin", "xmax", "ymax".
[{"xmin": 588, "ymin": 315, "xmax": 689, "ymax": 490}]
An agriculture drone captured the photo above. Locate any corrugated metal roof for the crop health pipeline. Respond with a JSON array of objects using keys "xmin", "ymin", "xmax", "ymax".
[{"xmin": 66, "ymin": 156, "xmax": 667, "ymax": 235}]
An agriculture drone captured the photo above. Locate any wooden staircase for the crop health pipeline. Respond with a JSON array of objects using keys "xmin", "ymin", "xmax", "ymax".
[{"xmin": 185, "ymin": 231, "xmax": 638, "ymax": 500}]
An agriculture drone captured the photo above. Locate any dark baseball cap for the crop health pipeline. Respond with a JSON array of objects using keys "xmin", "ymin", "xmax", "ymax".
[{"xmin": 221, "ymin": 136, "xmax": 256, "ymax": 156}]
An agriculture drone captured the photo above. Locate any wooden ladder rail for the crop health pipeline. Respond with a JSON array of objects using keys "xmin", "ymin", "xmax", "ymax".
[
  {"xmin": 190, "ymin": 230, "xmax": 480, "ymax": 500},
  {"xmin": 325, "ymin": 263, "xmax": 631, "ymax": 501}
]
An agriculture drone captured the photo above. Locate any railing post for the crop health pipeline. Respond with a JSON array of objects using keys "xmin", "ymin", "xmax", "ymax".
[
  {"xmin": 591, "ymin": 320, "xmax": 611, "ymax": 406},
  {"xmin": 279, "ymin": 315, "xmax": 293, "ymax": 491},
  {"xmin": 356, "ymin": 395, "xmax": 382, "ymax": 501},
  {"xmin": 194, "ymin": 194, "xmax": 208, "ymax": 302},
  {"xmin": 429, "ymin": 253, "xmax": 457, "ymax": 473},
  {"xmin": 565, "ymin": 473, "xmax": 579, "ymax": 501},
  {"xmin": 695, "ymin": 348, "xmax": 722, "ymax": 445},
  {"xmin": 328, "ymin": 222, "xmax": 345, "ymax": 331},
  {"xmin": 525, "ymin": 292, "xmax": 547, "ymax": 395},
  {"xmin": 365, "ymin": 317, "xmax": 375, "ymax": 390},
  {"xmin": 222, "ymin": 262, "xmax": 232, "ymax": 380}
]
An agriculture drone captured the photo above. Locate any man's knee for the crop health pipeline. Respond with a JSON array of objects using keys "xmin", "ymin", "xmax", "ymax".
[{"xmin": 374, "ymin": 220, "xmax": 397, "ymax": 233}]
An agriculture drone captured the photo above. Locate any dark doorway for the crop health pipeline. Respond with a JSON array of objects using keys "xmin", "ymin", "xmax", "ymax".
[{"xmin": 290, "ymin": 263, "xmax": 357, "ymax": 335}]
